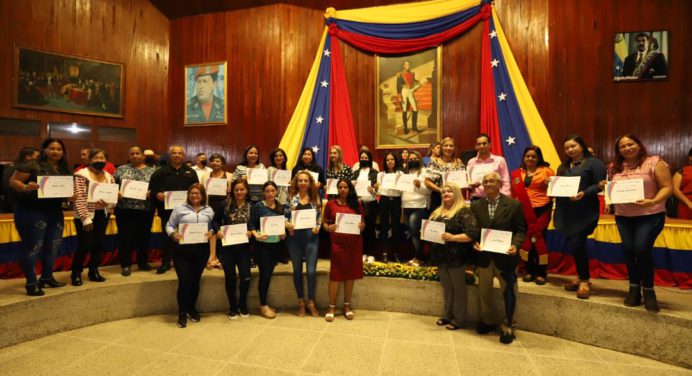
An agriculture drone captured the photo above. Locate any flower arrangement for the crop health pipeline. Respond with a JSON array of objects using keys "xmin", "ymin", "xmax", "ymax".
[{"xmin": 363, "ymin": 261, "xmax": 439, "ymax": 281}]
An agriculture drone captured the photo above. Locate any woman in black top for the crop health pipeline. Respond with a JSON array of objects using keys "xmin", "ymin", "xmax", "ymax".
[
  {"xmin": 352, "ymin": 150, "xmax": 379, "ymax": 260},
  {"xmin": 291, "ymin": 147, "xmax": 325, "ymax": 188}
]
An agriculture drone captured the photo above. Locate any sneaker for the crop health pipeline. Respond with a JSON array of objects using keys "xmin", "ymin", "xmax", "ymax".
[
  {"xmin": 188, "ymin": 310, "xmax": 201, "ymax": 322},
  {"xmin": 239, "ymin": 306, "xmax": 250, "ymax": 318},
  {"xmin": 177, "ymin": 313, "xmax": 187, "ymax": 328},
  {"xmin": 227, "ymin": 310, "xmax": 238, "ymax": 320}
]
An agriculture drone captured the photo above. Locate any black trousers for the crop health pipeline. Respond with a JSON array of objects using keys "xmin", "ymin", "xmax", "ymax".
[
  {"xmin": 255, "ymin": 241, "xmax": 280, "ymax": 305},
  {"xmin": 172, "ymin": 243, "xmax": 209, "ymax": 314},
  {"xmin": 362, "ymin": 200, "xmax": 379, "ymax": 256},
  {"xmin": 115, "ymin": 208, "xmax": 154, "ymax": 267},
  {"xmin": 378, "ymin": 196, "xmax": 402, "ymax": 251},
  {"xmin": 73, "ymin": 211, "xmax": 109, "ymax": 274},
  {"xmin": 217, "ymin": 241, "xmax": 251, "ymax": 311}
]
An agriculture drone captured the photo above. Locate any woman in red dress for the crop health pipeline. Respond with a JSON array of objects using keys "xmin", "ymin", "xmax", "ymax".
[{"xmin": 322, "ymin": 179, "xmax": 366, "ymax": 322}]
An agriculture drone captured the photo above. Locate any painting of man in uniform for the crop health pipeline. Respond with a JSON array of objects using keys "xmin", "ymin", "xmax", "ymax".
[
  {"xmin": 376, "ymin": 47, "xmax": 441, "ymax": 148},
  {"xmin": 14, "ymin": 47, "xmax": 123, "ymax": 118},
  {"xmin": 184, "ymin": 62, "xmax": 227, "ymax": 126},
  {"xmin": 613, "ymin": 31, "xmax": 668, "ymax": 81}
]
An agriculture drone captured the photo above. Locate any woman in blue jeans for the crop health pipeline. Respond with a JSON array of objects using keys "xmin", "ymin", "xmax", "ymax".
[
  {"xmin": 285, "ymin": 171, "xmax": 321, "ymax": 317},
  {"xmin": 9, "ymin": 138, "xmax": 70, "ymax": 296}
]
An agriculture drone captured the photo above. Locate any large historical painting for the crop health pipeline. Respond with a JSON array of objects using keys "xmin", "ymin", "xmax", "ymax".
[
  {"xmin": 14, "ymin": 46, "xmax": 124, "ymax": 118},
  {"xmin": 184, "ymin": 62, "xmax": 227, "ymax": 126},
  {"xmin": 613, "ymin": 31, "xmax": 669, "ymax": 82},
  {"xmin": 376, "ymin": 47, "xmax": 441, "ymax": 148}
]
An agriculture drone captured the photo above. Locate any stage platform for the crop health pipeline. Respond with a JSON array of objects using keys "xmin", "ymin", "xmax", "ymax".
[{"xmin": 1, "ymin": 261, "xmax": 690, "ymax": 368}]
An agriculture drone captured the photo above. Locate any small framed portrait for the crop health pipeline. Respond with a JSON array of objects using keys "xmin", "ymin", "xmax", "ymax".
[
  {"xmin": 184, "ymin": 61, "xmax": 227, "ymax": 126},
  {"xmin": 14, "ymin": 46, "xmax": 124, "ymax": 118},
  {"xmin": 376, "ymin": 47, "xmax": 441, "ymax": 148},
  {"xmin": 613, "ymin": 31, "xmax": 669, "ymax": 82}
]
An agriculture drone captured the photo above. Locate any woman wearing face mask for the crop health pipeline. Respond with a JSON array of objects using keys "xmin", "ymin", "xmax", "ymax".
[
  {"xmin": 201, "ymin": 153, "xmax": 232, "ymax": 214},
  {"xmin": 402, "ymin": 151, "xmax": 431, "ymax": 267},
  {"xmin": 72, "ymin": 148, "xmax": 116, "ymax": 286},
  {"xmin": 285, "ymin": 171, "xmax": 322, "ymax": 317},
  {"xmin": 425, "ymin": 137, "xmax": 466, "ymax": 212},
  {"xmin": 114, "ymin": 145, "xmax": 156, "ymax": 276},
  {"xmin": 377, "ymin": 151, "xmax": 403, "ymax": 263},
  {"xmin": 353, "ymin": 150, "xmax": 379, "ymax": 261},
  {"xmin": 233, "ymin": 145, "xmax": 265, "ymax": 203},
  {"xmin": 553, "ymin": 135, "xmax": 606, "ymax": 299},
  {"xmin": 291, "ymin": 147, "xmax": 325, "ymax": 188},
  {"xmin": 9, "ymin": 138, "xmax": 71, "ymax": 296},
  {"xmin": 326, "ymin": 145, "xmax": 353, "ymax": 198}
]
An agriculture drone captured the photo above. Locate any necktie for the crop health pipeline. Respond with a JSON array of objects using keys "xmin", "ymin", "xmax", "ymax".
[{"xmin": 636, "ymin": 53, "xmax": 642, "ymax": 65}]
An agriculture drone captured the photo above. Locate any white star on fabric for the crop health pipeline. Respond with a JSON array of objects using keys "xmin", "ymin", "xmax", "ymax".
[
  {"xmin": 506, "ymin": 136, "xmax": 516, "ymax": 146},
  {"xmin": 491, "ymin": 59, "xmax": 499, "ymax": 68},
  {"xmin": 312, "ymin": 146, "xmax": 320, "ymax": 154},
  {"xmin": 498, "ymin": 92, "xmax": 507, "ymax": 101},
  {"xmin": 315, "ymin": 116, "xmax": 324, "ymax": 124},
  {"xmin": 320, "ymin": 80, "xmax": 329, "ymax": 87},
  {"xmin": 324, "ymin": 49, "xmax": 331, "ymax": 57},
  {"xmin": 490, "ymin": 30, "xmax": 497, "ymax": 39}
]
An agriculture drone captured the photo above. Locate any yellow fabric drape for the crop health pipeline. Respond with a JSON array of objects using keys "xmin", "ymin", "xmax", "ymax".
[
  {"xmin": 329, "ymin": 0, "xmax": 481, "ymax": 24},
  {"xmin": 492, "ymin": 9, "xmax": 561, "ymax": 169},
  {"xmin": 278, "ymin": 27, "xmax": 328, "ymax": 170}
]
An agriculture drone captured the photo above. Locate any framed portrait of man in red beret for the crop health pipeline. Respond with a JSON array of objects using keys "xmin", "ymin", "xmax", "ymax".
[{"xmin": 184, "ymin": 61, "xmax": 227, "ymax": 126}]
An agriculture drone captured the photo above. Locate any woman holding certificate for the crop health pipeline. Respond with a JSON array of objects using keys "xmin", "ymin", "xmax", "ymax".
[
  {"xmin": 425, "ymin": 137, "xmax": 466, "ymax": 211},
  {"xmin": 553, "ymin": 135, "xmax": 606, "ymax": 299},
  {"xmin": 211, "ymin": 179, "xmax": 253, "ymax": 319},
  {"xmin": 423, "ymin": 141, "xmax": 441, "ymax": 167},
  {"xmin": 402, "ymin": 151, "xmax": 431, "ymax": 267},
  {"xmin": 353, "ymin": 150, "xmax": 379, "ymax": 260},
  {"xmin": 9, "ymin": 138, "xmax": 71, "ymax": 296},
  {"xmin": 399, "ymin": 148, "xmax": 410, "ymax": 170},
  {"xmin": 114, "ymin": 145, "xmax": 156, "ymax": 276},
  {"xmin": 72, "ymin": 148, "xmax": 116, "ymax": 286},
  {"xmin": 322, "ymin": 179, "xmax": 365, "ymax": 321},
  {"xmin": 607, "ymin": 135, "xmax": 672, "ymax": 311},
  {"xmin": 267, "ymin": 148, "xmax": 290, "ymax": 205},
  {"xmin": 200, "ymin": 153, "xmax": 232, "ymax": 214},
  {"xmin": 427, "ymin": 182, "xmax": 478, "ymax": 330},
  {"xmin": 377, "ymin": 152, "xmax": 403, "ymax": 263},
  {"xmin": 249, "ymin": 181, "xmax": 287, "ymax": 319},
  {"xmin": 286, "ymin": 172, "xmax": 322, "ymax": 317},
  {"xmin": 291, "ymin": 148, "xmax": 326, "ymax": 188},
  {"xmin": 326, "ymin": 145, "xmax": 353, "ymax": 198},
  {"xmin": 166, "ymin": 183, "xmax": 215, "ymax": 328},
  {"xmin": 233, "ymin": 145, "xmax": 266, "ymax": 203},
  {"xmin": 510, "ymin": 146, "xmax": 555, "ymax": 285}
]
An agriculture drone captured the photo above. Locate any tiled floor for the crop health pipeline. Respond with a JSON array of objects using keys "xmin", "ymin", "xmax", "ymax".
[{"xmin": 0, "ymin": 310, "xmax": 689, "ymax": 376}]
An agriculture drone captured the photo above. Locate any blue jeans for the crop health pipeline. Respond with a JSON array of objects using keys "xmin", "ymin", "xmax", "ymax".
[
  {"xmin": 287, "ymin": 229, "xmax": 319, "ymax": 300},
  {"xmin": 14, "ymin": 205, "xmax": 64, "ymax": 286},
  {"xmin": 404, "ymin": 208, "xmax": 428, "ymax": 260},
  {"xmin": 615, "ymin": 213, "xmax": 665, "ymax": 288}
]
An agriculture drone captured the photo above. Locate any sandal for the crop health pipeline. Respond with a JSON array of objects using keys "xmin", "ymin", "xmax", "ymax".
[
  {"xmin": 306, "ymin": 300, "xmax": 319, "ymax": 317},
  {"xmin": 522, "ymin": 274, "xmax": 535, "ymax": 283},
  {"xmin": 576, "ymin": 282, "xmax": 590, "ymax": 299},
  {"xmin": 564, "ymin": 279, "xmax": 580, "ymax": 292},
  {"xmin": 259, "ymin": 305, "xmax": 276, "ymax": 319},
  {"xmin": 325, "ymin": 305, "xmax": 336, "ymax": 322},
  {"xmin": 297, "ymin": 299, "xmax": 306, "ymax": 317},
  {"xmin": 343, "ymin": 302, "xmax": 354, "ymax": 320},
  {"xmin": 445, "ymin": 322, "xmax": 463, "ymax": 330},
  {"xmin": 535, "ymin": 276, "xmax": 546, "ymax": 285}
]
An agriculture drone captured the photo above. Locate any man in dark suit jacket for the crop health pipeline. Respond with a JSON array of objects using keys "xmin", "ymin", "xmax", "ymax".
[
  {"xmin": 471, "ymin": 172, "xmax": 526, "ymax": 344},
  {"xmin": 621, "ymin": 33, "xmax": 668, "ymax": 79}
]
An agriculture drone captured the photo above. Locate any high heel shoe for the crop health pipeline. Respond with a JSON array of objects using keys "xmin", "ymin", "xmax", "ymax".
[
  {"xmin": 306, "ymin": 300, "xmax": 319, "ymax": 317},
  {"xmin": 297, "ymin": 299, "xmax": 306, "ymax": 317},
  {"xmin": 259, "ymin": 305, "xmax": 276, "ymax": 319},
  {"xmin": 88, "ymin": 270, "xmax": 106, "ymax": 282},
  {"xmin": 343, "ymin": 302, "xmax": 354, "ymax": 320},
  {"xmin": 26, "ymin": 284, "xmax": 45, "ymax": 296},
  {"xmin": 38, "ymin": 277, "xmax": 66, "ymax": 288},
  {"xmin": 325, "ymin": 305, "xmax": 336, "ymax": 322}
]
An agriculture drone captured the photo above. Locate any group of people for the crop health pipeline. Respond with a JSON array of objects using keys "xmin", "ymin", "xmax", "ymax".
[{"xmin": 5, "ymin": 132, "xmax": 686, "ymax": 342}]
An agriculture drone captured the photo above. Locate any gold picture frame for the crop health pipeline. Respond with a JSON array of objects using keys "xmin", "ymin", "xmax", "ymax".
[
  {"xmin": 184, "ymin": 61, "xmax": 227, "ymax": 126},
  {"xmin": 376, "ymin": 46, "xmax": 441, "ymax": 148}
]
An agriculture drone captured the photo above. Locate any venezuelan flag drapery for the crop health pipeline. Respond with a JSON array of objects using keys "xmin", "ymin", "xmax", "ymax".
[{"xmin": 279, "ymin": 0, "xmax": 560, "ymax": 171}]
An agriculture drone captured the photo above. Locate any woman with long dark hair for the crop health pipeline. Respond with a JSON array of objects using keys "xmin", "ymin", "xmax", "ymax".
[
  {"xmin": 233, "ymin": 145, "xmax": 265, "ymax": 203},
  {"xmin": 377, "ymin": 151, "xmax": 403, "ymax": 262},
  {"xmin": 201, "ymin": 153, "xmax": 232, "ymax": 214},
  {"xmin": 352, "ymin": 149, "xmax": 379, "ymax": 260},
  {"xmin": 291, "ymin": 147, "xmax": 325, "ymax": 188},
  {"xmin": 402, "ymin": 151, "xmax": 431, "ymax": 266},
  {"xmin": 268, "ymin": 147, "xmax": 290, "ymax": 205}
]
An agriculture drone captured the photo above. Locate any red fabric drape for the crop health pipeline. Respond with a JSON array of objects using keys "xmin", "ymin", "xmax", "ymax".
[
  {"xmin": 479, "ymin": 18, "xmax": 503, "ymax": 155},
  {"xmin": 329, "ymin": 36, "xmax": 360, "ymax": 166}
]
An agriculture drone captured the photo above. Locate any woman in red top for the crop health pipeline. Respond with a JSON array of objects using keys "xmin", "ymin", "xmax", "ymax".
[
  {"xmin": 322, "ymin": 179, "xmax": 365, "ymax": 322},
  {"xmin": 672, "ymin": 148, "xmax": 692, "ymax": 219},
  {"xmin": 510, "ymin": 146, "xmax": 555, "ymax": 285}
]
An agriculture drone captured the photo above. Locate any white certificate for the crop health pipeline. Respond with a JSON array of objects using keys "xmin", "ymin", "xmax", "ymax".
[
  {"xmin": 37, "ymin": 176, "xmax": 73, "ymax": 199},
  {"xmin": 271, "ymin": 169, "xmax": 292, "ymax": 187},
  {"xmin": 260, "ymin": 215, "xmax": 286, "ymax": 236},
  {"xmin": 205, "ymin": 178, "xmax": 228, "ymax": 196},
  {"xmin": 307, "ymin": 170, "xmax": 320, "ymax": 183},
  {"xmin": 326, "ymin": 179, "xmax": 339, "ymax": 195},
  {"xmin": 606, "ymin": 178, "xmax": 645, "ymax": 204},
  {"xmin": 470, "ymin": 164, "xmax": 495, "ymax": 184},
  {"xmin": 120, "ymin": 179, "xmax": 148, "ymax": 201},
  {"xmin": 352, "ymin": 180, "xmax": 371, "ymax": 197},
  {"xmin": 421, "ymin": 219, "xmax": 445, "ymax": 244},
  {"xmin": 164, "ymin": 191, "xmax": 188, "ymax": 210},
  {"xmin": 247, "ymin": 168, "xmax": 268, "ymax": 185},
  {"xmin": 444, "ymin": 170, "xmax": 469, "ymax": 188},
  {"xmin": 480, "ymin": 228, "xmax": 513, "ymax": 254},
  {"xmin": 547, "ymin": 176, "xmax": 581, "ymax": 197},
  {"xmin": 380, "ymin": 173, "xmax": 397, "ymax": 190},
  {"xmin": 220, "ymin": 224, "xmax": 249, "ymax": 246},
  {"xmin": 395, "ymin": 174, "xmax": 415, "ymax": 193},
  {"xmin": 88, "ymin": 182, "xmax": 119, "ymax": 204},
  {"xmin": 335, "ymin": 213, "xmax": 361, "ymax": 235},
  {"xmin": 179, "ymin": 223, "xmax": 209, "ymax": 245},
  {"xmin": 292, "ymin": 209, "xmax": 317, "ymax": 230}
]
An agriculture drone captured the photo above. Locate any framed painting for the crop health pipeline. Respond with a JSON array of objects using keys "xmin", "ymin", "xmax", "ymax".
[
  {"xmin": 14, "ymin": 46, "xmax": 124, "ymax": 118},
  {"xmin": 376, "ymin": 46, "xmax": 441, "ymax": 148},
  {"xmin": 613, "ymin": 31, "xmax": 669, "ymax": 82},
  {"xmin": 184, "ymin": 61, "xmax": 227, "ymax": 126}
]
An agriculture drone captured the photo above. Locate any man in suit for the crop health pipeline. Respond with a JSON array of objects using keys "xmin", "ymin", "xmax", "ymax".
[
  {"xmin": 622, "ymin": 33, "xmax": 668, "ymax": 79},
  {"xmin": 396, "ymin": 61, "xmax": 419, "ymax": 134},
  {"xmin": 471, "ymin": 172, "xmax": 526, "ymax": 344}
]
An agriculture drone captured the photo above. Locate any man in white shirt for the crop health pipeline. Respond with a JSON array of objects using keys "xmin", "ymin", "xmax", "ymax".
[{"xmin": 191, "ymin": 152, "xmax": 212, "ymax": 180}]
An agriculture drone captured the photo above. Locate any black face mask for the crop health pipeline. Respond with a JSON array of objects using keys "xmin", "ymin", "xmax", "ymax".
[
  {"xmin": 144, "ymin": 157, "xmax": 156, "ymax": 165},
  {"xmin": 407, "ymin": 160, "xmax": 421, "ymax": 169},
  {"xmin": 91, "ymin": 161, "xmax": 106, "ymax": 170},
  {"xmin": 359, "ymin": 160, "xmax": 372, "ymax": 168},
  {"xmin": 200, "ymin": 160, "xmax": 208, "ymax": 166}
]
